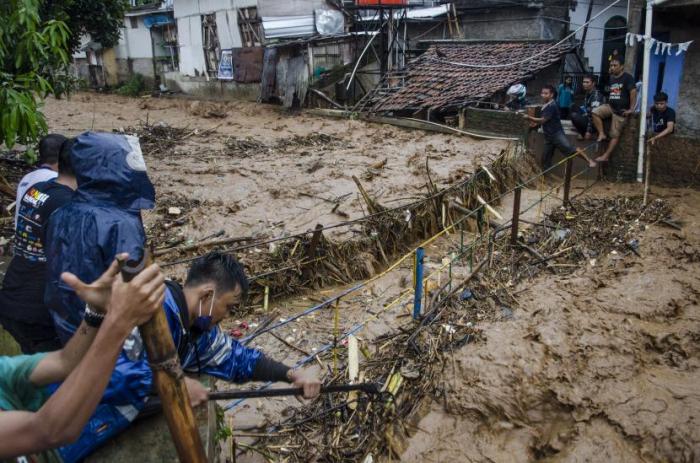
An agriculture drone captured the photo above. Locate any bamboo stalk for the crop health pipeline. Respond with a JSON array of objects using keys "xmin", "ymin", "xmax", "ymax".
[{"xmin": 120, "ymin": 253, "xmax": 207, "ymax": 462}]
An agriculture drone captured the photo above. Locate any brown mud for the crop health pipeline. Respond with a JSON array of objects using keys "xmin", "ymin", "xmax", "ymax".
[
  {"xmin": 1, "ymin": 94, "xmax": 697, "ymax": 461},
  {"xmin": 403, "ymin": 183, "xmax": 700, "ymax": 463},
  {"xmin": 36, "ymin": 93, "xmax": 507, "ymax": 275}
]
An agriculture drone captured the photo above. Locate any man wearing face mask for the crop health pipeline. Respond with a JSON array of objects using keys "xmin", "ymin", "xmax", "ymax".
[
  {"xmin": 158, "ymin": 251, "xmax": 320, "ymax": 395},
  {"xmin": 44, "ymin": 133, "xmax": 320, "ymax": 461}
]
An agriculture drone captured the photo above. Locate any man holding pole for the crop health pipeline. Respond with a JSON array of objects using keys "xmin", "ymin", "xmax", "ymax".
[
  {"xmin": 44, "ymin": 132, "xmax": 320, "ymax": 461},
  {"xmin": 0, "ymin": 256, "xmax": 165, "ymax": 462}
]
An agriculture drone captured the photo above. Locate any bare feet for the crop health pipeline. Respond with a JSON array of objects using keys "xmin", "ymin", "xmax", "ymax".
[
  {"xmin": 596, "ymin": 134, "xmax": 608, "ymax": 143},
  {"xmin": 584, "ymin": 132, "xmax": 593, "ymax": 140},
  {"xmin": 595, "ymin": 155, "xmax": 609, "ymax": 162},
  {"xmin": 588, "ymin": 160, "xmax": 598, "ymax": 168}
]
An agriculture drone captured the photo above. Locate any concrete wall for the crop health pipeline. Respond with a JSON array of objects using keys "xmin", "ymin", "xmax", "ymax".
[
  {"xmin": 608, "ymin": 115, "xmax": 700, "ymax": 186},
  {"xmin": 569, "ymin": 1, "xmax": 628, "ymax": 73},
  {"xmin": 462, "ymin": 107, "xmax": 530, "ymax": 138},
  {"xmin": 258, "ymin": 0, "xmax": 326, "ymax": 17},
  {"xmin": 174, "ymin": 0, "xmax": 257, "ymax": 77},
  {"xmin": 460, "ymin": 7, "xmax": 568, "ymax": 41},
  {"xmin": 164, "ymin": 71, "xmax": 260, "ymax": 100}
]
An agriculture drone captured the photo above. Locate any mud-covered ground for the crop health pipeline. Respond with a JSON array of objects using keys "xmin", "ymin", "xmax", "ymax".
[{"xmin": 403, "ymin": 183, "xmax": 700, "ymax": 462}]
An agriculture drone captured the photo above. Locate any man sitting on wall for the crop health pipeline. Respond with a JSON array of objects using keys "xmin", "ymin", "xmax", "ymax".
[
  {"xmin": 570, "ymin": 75, "xmax": 605, "ymax": 141},
  {"xmin": 591, "ymin": 57, "xmax": 637, "ymax": 162},
  {"xmin": 647, "ymin": 92, "xmax": 676, "ymax": 146}
]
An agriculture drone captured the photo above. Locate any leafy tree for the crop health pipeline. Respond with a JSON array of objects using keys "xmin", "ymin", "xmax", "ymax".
[
  {"xmin": 1, "ymin": 0, "xmax": 71, "ymax": 156},
  {"xmin": 41, "ymin": 0, "xmax": 129, "ymax": 53}
]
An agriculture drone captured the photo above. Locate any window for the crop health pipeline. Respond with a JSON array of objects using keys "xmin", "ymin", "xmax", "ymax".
[
  {"xmin": 237, "ymin": 7, "xmax": 262, "ymax": 47},
  {"xmin": 202, "ymin": 14, "xmax": 221, "ymax": 76},
  {"xmin": 129, "ymin": 16, "xmax": 138, "ymax": 29}
]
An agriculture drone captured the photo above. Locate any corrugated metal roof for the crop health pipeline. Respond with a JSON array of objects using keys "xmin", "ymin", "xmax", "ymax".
[{"xmin": 262, "ymin": 15, "xmax": 315, "ymax": 39}]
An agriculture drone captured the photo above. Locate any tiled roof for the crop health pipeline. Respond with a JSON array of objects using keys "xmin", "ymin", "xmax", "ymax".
[{"xmin": 373, "ymin": 41, "xmax": 573, "ymax": 113}]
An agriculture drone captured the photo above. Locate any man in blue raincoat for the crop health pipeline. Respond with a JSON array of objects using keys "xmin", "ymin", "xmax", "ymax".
[{"xmin": 44, "ymin": 133, "xmax": 320, "ymax": 461}]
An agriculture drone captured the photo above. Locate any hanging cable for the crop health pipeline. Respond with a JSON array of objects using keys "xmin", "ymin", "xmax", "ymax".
[{"xmin": 425, "ymin": 0, "xmax": 623, "ymax": 69}]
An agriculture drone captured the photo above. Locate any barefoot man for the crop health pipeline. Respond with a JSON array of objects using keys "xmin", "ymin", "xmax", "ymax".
[
  {"xmin": 591, "ymin": 57, "xmax": 637, "ymax": 162},
  {"xmin": 524, "ymin": 85, "xmax": 597, "ymax": 171}
]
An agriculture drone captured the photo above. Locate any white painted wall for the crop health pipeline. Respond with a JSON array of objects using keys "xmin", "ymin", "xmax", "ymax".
[
  {"xmin": 173, "ymin": 0, "xmax": 257, "ymax": 77},
  {"xmin": 570, "ymin": 0, "xmax": 628, "ymax": 73}
]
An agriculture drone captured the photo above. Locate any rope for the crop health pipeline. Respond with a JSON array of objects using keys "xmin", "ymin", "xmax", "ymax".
[{"xmin": 225, "ymin": 152, "xmax": 599, "ymax": 411}]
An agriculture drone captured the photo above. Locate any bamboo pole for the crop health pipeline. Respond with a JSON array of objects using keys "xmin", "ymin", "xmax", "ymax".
[{"xmin": 120, "ymin": 253, "xmax": 207, "ymax": 463}]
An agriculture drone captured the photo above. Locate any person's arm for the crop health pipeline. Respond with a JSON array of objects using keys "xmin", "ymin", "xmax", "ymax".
[
  {"xmin": 648, "ymin": 121, "xmax": 675, "ymax": 144},
  {"xmin": 188, "ymin": 327, "xmax": 321, "ymax": 398},
  {"xmin": 0, "ymin": 263, "xmax": 164, "ymax": 458},
  {"xmin": 29, "ymin": 258, "xmax": 123, "ymax": 385}
]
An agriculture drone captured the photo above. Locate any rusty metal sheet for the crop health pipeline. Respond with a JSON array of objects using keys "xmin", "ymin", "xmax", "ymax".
[{"xmin": 232, "ymin": 47, "xmax": 264, "ymax": 83}]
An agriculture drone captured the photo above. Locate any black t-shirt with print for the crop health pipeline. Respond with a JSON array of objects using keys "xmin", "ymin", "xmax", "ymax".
[
  {"xmin": 607, "ymin": 72, "xmax": 635, "ymax": 114},
  {"xmin": 0, "ymin": 180, "xmax": 73, "ymax": 323},
  {"xmin": 651, "ymin": 107, "xmax": 676, "ymax": 133}
]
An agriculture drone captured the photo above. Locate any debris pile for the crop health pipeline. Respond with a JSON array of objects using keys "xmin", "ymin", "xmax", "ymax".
[
  {"xmin": 115, "ymin": 121, "xmax": 216, "ymax": 158},
  {"xmin": 276, "ymin": 133, "xmax": 345, "ymax": 150},
  {"xmin": 223, "ymin": 136, "xmax": 270, "ymax": 158},
  {"xmin": 245, "ymin": 195, "xmax": 673, "ymax": 462},
  {"xmin": 230, "ymin": 143, "xmax": 533, "ymax": 299}
]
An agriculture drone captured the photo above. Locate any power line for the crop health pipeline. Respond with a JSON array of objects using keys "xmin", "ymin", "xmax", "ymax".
[{"xmin": 425, "ymin": 0, "xmax": 623, "ymax": 69}]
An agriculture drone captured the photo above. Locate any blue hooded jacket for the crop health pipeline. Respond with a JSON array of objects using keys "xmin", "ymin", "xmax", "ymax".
[
  {"xmin": 45, "ymin": 131, "xmax": 155, "ymax": 341},
  {"xmin": 43, "ymin": 132, "xmax": 262, "ymax": 462}
]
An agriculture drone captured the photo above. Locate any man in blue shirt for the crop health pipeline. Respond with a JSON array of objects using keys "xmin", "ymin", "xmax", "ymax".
[
  {"xmin": 524, "ymin": 85, "xmax": 596, "ymax": 171},
  {"xmin": 44, "ymin": 133, "xmax": 319, "ymax": 461}
]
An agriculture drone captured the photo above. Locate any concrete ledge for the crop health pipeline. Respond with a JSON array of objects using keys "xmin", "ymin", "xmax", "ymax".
[{"xmin": 165, "ymin": 72, "xmax": 260, "ymax": 102}]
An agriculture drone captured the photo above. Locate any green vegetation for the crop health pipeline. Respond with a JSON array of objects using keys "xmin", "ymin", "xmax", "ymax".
[
  {"xmin": 1, "ymin": 0, "xmax": 71, "ymax": 157},
  {"xmin": 116, "ymin": 73, "xmax": 146, "ymax": 97}
]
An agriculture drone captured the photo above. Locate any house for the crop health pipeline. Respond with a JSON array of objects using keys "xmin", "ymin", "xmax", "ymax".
[
  {"xmin": 609, "ymin": 0, "xmax": 699, "ymax": 186},
  {"xmin": 369, "ymin": 40, "xmax": 574, "ymax": 119},
  {"xmin": 569, "ymin": 0, "xmax": 628, "ymax": 75},
  {"xmin": 72, "ymin": 0, "xmax": 176, "ymax": 89}
]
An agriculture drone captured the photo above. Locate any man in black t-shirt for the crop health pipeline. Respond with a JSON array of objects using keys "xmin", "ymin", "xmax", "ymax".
[
  {"xmin": 647, "ymin": 92, "xmax": 676, "ymax": 146},
  {"xmin": 524, "ymin": 85, "xmax": 597, "ymax": 171},
  {"xmin": 592, "ymin": 58, "xmax": 637, "ymax": 162},
  {"xmin": 0, "ymin": 139, "xmax": 77, "ymax": 353}
]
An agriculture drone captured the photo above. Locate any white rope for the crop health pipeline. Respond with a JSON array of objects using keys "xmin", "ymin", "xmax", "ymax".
[{"xmin": 425, "ymin": 0, "xmax": 623, "ymax": 69}]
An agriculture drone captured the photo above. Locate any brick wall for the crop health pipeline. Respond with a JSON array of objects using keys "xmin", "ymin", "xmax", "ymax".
[
  {"xmin": 610, "ymin": 114, "xmax": 700, "ymax": 187},
  {"xmin": 461, "ymin": 107, "xmax": 530, "ymax": 139}
]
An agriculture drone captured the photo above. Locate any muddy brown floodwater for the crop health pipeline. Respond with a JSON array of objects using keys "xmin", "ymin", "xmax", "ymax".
[
  {"xmin": 21, "ymin": 94, "xmax": 700, "ymax": 461},
  {"xmin": 41, "ymin": 93, "xmax": 508, "ymax": 279},
  {"xmin": 403, "ymin": 183, "xmax": 700, "ymax": 463}
]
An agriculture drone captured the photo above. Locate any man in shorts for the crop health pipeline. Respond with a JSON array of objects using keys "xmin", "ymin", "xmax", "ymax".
[{"xmin": 591, "ymin": 58, "xmax": 637, "ymax": 162}]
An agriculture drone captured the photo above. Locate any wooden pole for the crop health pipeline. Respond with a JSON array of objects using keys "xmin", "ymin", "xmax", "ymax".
[
  {"xmin": 563, "ymin": 158, "xmax": 573, "ymax": 206},
  {"xmin": 643, "ymin": 145, "xmax": 652, "ymax": 205},
  {"xmin": 120, "ymin": 254, "xmax": 207, "ymax": 463},
  {"xmin": 510, "ymin": 187, "xmax": 522, "ymax": 246}
]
